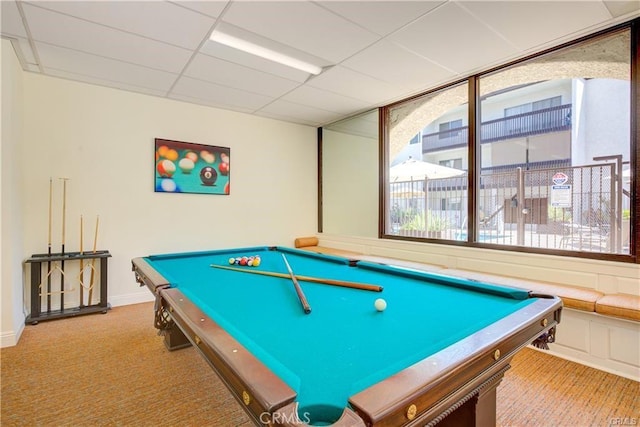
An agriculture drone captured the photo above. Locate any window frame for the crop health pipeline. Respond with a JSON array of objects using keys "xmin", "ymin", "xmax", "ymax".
[{"xmin": 378, "ymin": 19, "xmax": 639, "ymax": 264}]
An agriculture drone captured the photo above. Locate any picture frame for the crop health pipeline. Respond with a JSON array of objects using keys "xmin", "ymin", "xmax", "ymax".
[{"xmin": 154, "ymin": 138, "xmax": 230, "ymax": 195}]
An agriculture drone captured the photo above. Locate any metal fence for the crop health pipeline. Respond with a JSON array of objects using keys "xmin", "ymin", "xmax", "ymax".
[{"xmin": 389, "ymin": 163, "xmax": 630, "ymax": 254}]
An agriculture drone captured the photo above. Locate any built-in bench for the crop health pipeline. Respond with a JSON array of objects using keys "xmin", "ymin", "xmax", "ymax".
[
  {"xmin": 294, "ymin": 236, "xmax": 640, "ymax": 380},
  {"xmin": 294, "ymin": 236, "xmax": 639, "ymax": 322}
]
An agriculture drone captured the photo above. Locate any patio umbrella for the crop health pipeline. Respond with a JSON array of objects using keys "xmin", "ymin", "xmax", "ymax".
[
  {"xmin": 389, "ymin": 158, "xmax": 464, "ymax": 235},
  {"xmin": 390, "ymin": 157, "xmax": 465, "ymax": 182}
]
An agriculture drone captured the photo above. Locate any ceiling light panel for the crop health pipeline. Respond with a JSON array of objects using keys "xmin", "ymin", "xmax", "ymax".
[{"xmin": 210, "ymin": 31, "xmax": 323, "ymax": 75}]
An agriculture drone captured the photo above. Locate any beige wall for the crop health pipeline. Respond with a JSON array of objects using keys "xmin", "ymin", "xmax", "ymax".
[
  {"xmin": 2, "ymin": 44, "xmax": 319, "ymax": 345},
  {"xmin": 1, "ymin": 40, "xmax": 26, "ymax": 346},
  {"xmin": 322, "ymin": 129, "xmax": 378, "ymax": 237}
]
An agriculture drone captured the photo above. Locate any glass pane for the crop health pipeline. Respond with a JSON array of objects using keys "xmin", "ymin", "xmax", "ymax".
[
  {"xmin": 385, "ymin": 82, "xmax": 469, "ymax": 240},
  {"xmin": 478, "ymin": 29, "xmax": 631, "ymax": 253}
]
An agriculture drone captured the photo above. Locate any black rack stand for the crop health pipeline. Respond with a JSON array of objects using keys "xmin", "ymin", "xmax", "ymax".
[{"xmin": 25, "ymin": 250, "xmax": 111, "ymax": 324}]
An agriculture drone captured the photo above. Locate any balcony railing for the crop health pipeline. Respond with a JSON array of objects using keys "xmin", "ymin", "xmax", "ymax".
[{"xmin": 422, "ymin": 104, "xmax": 572, "ymax": 153}]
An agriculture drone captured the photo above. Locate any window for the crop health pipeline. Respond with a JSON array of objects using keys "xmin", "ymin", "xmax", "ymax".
[
  {"xmin": 383, "ymin": 24, "xmax": 636, "ymax": 261},
  {"xmin": 439, "ymin": 158, "xmax": 463, "ymax": 170},
  {"xmin": 438, "ymin": 119, "xmax": 463, "ymax": 140},
  {"xmin": 384, "ymin": 82, "xmax": 469, "ymax": 241}
]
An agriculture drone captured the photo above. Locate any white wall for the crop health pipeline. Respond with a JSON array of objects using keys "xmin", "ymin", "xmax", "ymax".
[
  {"xmin": 1, "ymin": 40, "xmax": 26, "ymax": 347},
  {"xmin": 1, "ymin": 66, "xmax": 318, "ymax": 344}
]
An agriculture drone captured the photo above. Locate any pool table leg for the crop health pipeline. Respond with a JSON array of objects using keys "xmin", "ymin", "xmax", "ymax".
[
  {"xmin": 163, "ymin": 324, "xmax": 192, "ymax": 351},
  {"xmin": 153, "ymin": 297, "xmax": 192, "ymax": 351},
  {"xmin": 431, "ymin": 365, "xmax": 504, "ymax": 427}
]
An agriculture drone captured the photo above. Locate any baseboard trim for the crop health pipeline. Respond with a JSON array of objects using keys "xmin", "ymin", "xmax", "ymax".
[
  {"xmin": 108, "ymin": 291, "xmax": 154, "ymax": 307},
  {"xmin": 1, "ymin": 322, "xmax": 25, "ymax": 348}
]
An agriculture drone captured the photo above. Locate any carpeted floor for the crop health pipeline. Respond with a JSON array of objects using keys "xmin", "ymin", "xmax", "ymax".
[{"xmin": 1, "ymin": 302, "xmax": 638, "ymax": 426}]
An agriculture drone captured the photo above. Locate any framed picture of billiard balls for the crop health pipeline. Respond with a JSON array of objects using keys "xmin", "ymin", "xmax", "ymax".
[{"xmin": 154, "ymin": 138, "xmax": 230, "ymax": 195}]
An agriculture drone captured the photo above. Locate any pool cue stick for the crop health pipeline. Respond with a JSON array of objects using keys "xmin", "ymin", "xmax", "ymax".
[
  {"xmin": 87, "ymin": 215, "xmax": 99, "ymax": 306},
  {"xmin": 47, "ymin": 178, "xmax": 53, "ymax": 312},
  {"xmin": 79, "ymin": 215, "xmax": 84, "ymax": 307},
  {"xmin": 281, "ymin": 254, "xmax": 311, "ymax": 314},
  {"xmin": 59, "ymin": 178, "xmax": 69, "ymax": 310},
  {"xmin": 211, "ymin": 264, "xmax": 383, "ymax": 292}
]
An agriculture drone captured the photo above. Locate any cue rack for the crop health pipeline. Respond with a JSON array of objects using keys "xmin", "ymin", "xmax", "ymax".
[
  {"xmin": 25, "ymin": 250, "xmax": 111, "ymax": 324},
  {"xmin": 24, "ymin": 178, "xmax": 111, "ymax": 325}
]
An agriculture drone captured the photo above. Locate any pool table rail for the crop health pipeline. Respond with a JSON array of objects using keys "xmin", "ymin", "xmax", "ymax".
[
  {"xmin": 347, "ymin": 296, "xmax": 562, "ymax": 426},
  {"xmin": 131, "ymin": 257, "xmax": 170, "ymax": 293},
  {"xmin": 161, "ymin": 287, "xmax": 299, "ymax": 425}
]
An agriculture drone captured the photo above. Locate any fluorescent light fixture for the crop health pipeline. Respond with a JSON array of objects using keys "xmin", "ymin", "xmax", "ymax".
[{"xmin": 210, "ymin": 31, "xmax": 323, "ymax": 75}]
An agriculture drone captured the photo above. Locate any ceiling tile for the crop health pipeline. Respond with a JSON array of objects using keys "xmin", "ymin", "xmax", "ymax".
[
  {"xmin": 23, "ymin": 3, "xmax": 192, "ymax": 73},
  {"xmin": 603, "ymin": 1, "xmax": 640, "ymax": 18},
  {"xmin": 171, "ymin": 76, "xmax": 273, "ymax": 111},
  {"xmin": 281, "ymin": 85, "xmax": 373, "ymax": 115},
  {"xmin": 220, "ymin": 1, "xmax": 379, "ymax": 63},
  {"xmin": 167, "ymin": 93, "xmax": 255, "ymax": 114},
  {"xmin": 9, "ymin": 37, "xmax": 38, "ymax": 65},
  {"xmin": 388, "ymin": 2, "xmax": 518, "ymax": 74},
  {"xmin": 168, "ymin": 93, "xmax": 255, "ymax": 114},
  {"xmin": 184, "ymin": 53, "xmax": 302, "ymax": 97},
  {"xmin": 36, "ymin": 42, "xmax": 178, "ymax": 92},
  {"xmin": 459, "ymin": 1, "xmax": 614, "ymax": 51},
  {"xmin": 1, "ymin": 0, "xmax": 27, "ymax": 38},
  {"xmin": 308, "ymin": 66, "xmax": 402, "ymax": 105},
  {"xmin": 171, "ymin": 1, "xmax": 230, "ymax": 19},
  {"xmin": 27, "ymin": 0, "xmax": 216, "ymax": 49},
  {"xmin": 42, "ymin": 68, "xmax": 169, "ymax": 98},
  {"xmin": 257, "ymin": 99, "xmax": 343, "ymax": 126},
  {"xmin": 341, "ymin": 39, "xmax": 455, "ymax": 90},
  {"xmin": 319, "ymin": 1, "xmax": 444, "ymax": 36}
]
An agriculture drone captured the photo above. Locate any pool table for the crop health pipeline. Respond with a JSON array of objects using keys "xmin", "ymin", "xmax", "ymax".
[{"xmin": 132, "ymin": 246, "xmax": 562, "ymax": 427}]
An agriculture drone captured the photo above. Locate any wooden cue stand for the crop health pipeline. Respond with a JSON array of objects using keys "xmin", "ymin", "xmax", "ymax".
[{"xmin": 25, "ymin": 250, "xmax": 111, "ymax": 325}]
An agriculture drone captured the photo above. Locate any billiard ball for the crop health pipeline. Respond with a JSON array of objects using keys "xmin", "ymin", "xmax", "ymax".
[
  {"xmin": 166, "ymin": 149, "xmax": 179, "ymax": 161},
  {"xmin": 201, "ymin": 150, "xmax": 215, "ymax": 164},
  {"xmin": 178, "ymin": 158, "xmax": 195, "ymax": 174},
  {"xmin": 185, "ymin": 151, "xmax": 198, "ymax": 163},
  {"xmin": 200, "ymin": 166, "xmax": 217, "ymax": 186},
  {"xmin": 156, "ymin": 178, "xmax": 179, "ymax": 192},
  {"xmin": 374, "ymin": 298, "xmax": 387, "ymax": 312},
  {"xmin": 157, "ymin": 145, "xmax": 169, "ymax": 157},
  {"xmin": 219, "ymin": 162, "xmax": 229, "ymax": 176},
  {"xmin": 157, "ymin": 159, "xmax": 176, "ymax": 178},
  {"xmin": 228, "ymin": 257, "xmax": 235, "ymax": 265},
  {"xmin": 224, "ymin": 182, "xmax": 230, "ymax": 194}
]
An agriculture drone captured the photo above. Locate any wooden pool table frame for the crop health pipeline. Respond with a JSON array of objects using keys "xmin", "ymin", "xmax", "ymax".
[{"xmin": 132, "ymin": 252, "xmax": 562, "ymax": 427}]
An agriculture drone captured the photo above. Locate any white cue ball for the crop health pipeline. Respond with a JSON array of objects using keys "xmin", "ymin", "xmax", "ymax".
[{"xmin": 374, "ymin": 298, "xmax": 387, "ymax": 312}]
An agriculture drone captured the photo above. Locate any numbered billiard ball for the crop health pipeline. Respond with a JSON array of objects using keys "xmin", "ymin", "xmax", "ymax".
[{"xmin": 200, "ymin": 166, "xmax": 217, "ymax": 186}]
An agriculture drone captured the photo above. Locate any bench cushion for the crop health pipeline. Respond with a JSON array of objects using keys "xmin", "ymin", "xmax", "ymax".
[
  {"xmin": 596, "ymin": 294, "xmax": 640, "ymax": 321},
  {"xmin": 298, "ymin": 245, "xmax": 362, "ymax": 257}
]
